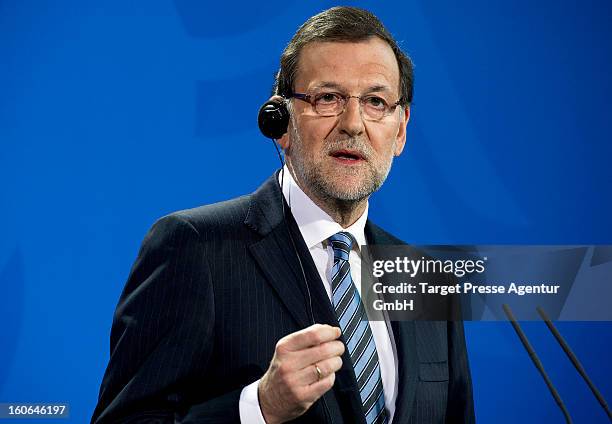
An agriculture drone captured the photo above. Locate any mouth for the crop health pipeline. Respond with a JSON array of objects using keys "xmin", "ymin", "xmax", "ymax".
[{"xmin": 329, "ymin": 149, "xmax": 366, "ymax": 163}]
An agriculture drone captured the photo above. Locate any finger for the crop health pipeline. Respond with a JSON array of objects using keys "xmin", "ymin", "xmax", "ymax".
[
  {"xmin": 303, "ymin": 371, "xmax": 336, "ymax": 402},
  {"xmin": 293, "ymin": 356, "xmax": 343, "ymax": 386},
  {"xmin": 281, "ymin": 324, "xmax": 342, "ymax": 352},
  {"xmin": 292, "ymin": 340, "xmax": 345, "ymax": 370}
]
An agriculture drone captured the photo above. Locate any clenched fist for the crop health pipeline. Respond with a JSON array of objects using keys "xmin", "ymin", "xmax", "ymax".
[{"xmin": 258, "ymin": 324, "xmax": 345, "ymax": 424}]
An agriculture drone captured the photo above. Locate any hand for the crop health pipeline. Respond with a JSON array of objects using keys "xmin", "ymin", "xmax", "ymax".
[{"xmin": 258, "ymin": 324, "xmax": 345, "ymax": 424}]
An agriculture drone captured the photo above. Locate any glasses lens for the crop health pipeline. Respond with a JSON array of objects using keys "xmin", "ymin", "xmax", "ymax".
[
  {"xmin": 362, "ymin": 96, "xmax": 390, "ymax": 120},
  {"xmin": 313, "ymin": 92, "xmax": 342, "ymax": 116}
]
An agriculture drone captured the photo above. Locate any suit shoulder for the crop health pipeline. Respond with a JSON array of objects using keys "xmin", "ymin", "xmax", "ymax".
[
  {"xmin": 366, "ymin": 220, "xmax": 407, "ymax": 245},
  {"xmin": 154, "ymin": 194, "xmax": 252, "ymax": 239}
]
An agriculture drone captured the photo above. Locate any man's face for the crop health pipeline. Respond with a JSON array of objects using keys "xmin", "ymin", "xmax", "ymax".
[{"xmin": 280, "ymin": 37, "xmax": 410, "ymax": 203}]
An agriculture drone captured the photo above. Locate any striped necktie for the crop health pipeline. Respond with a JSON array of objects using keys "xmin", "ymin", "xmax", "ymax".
[{"xmin": 329, "ymin": 231, "xmax": 388, "ymax": 424}]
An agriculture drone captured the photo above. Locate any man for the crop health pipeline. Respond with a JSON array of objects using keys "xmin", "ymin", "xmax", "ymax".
[{"xmin": 92, "ymin": 7, "xmax": 474, "ymax": 424}]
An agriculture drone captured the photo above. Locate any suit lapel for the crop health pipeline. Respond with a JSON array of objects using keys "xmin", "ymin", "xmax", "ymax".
[
  {"xmin": 244, "ymin": 171, "xmax": 352, "ymax": 332},
  {"xmin": 245, "ymin": 173, "xmax": 313, "ymax": 329},
  {"xmin": 365, "ymin": 221, "xmax": 418, "ymax": 423},
  {"xmin": 244, "ymin": 172, "xmax": 348, "ymax": 332},
  {"xmin": 248, "ymin": 228, "xmax": 312, "ymax": 329}
]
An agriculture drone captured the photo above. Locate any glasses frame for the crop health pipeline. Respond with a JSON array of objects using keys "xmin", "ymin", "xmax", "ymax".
[{"xmin": 290, "ymin": 91, "xmax": 404, "ymax": 121}]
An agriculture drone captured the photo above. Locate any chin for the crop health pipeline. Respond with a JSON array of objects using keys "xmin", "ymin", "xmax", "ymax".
[{"xmin": 322, "ymin": 180, "xmax": 374, "ymax": 202}]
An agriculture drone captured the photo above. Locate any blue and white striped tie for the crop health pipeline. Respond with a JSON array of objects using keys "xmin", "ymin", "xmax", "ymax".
[{"xmin": 329, "ymin": 231, "xmax": 388, "ymax": 424}]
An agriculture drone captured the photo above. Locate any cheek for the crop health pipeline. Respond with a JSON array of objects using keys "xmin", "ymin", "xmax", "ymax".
[
  {"xmin": 370, "ymin": 128, "xmax": 399, "ymax": 157},
  {"xmin": 297, "ymin": 122, "xmax": 334, "ymax": 154},
  {"xmin": 299, "ymin": 111, "xmax": 338, "ymax": 134}
]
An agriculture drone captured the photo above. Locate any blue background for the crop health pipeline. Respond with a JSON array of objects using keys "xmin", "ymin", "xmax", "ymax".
[{"xmin": 1, "ymin": 1, "xmax": 611, "ymax": 422}]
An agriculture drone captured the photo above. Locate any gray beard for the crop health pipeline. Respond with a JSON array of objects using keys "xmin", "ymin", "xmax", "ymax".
[{"xmin": 286, "ymin": 122, "xmax": 394, "ymax": 205}]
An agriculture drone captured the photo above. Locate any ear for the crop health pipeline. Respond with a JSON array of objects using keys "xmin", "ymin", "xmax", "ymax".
[
  {"xmin": 394, "ymin": 105, "xmax": 410, "ymax": 156},
  {"xmin": 277, "ymin": 127, "xmax": 290, "ymax": 150}
]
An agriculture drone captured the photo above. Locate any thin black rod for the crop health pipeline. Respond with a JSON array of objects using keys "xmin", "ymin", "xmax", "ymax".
[
  {"xmin": 536, "ymin": 306, "xmax": 611, "ymax": 421},
  {"xmin": 502, "ymin": 304, "xmax": 572, "ymax": 424}
]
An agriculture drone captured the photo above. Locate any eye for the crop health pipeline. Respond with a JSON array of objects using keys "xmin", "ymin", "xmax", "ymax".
[
  {"xmin": 364, "ymin": 96, "xmax": 388, "ymax": 110},
  {"xmin": 315, "ymin": 92, "xmax": 341, "ymax": 105}
]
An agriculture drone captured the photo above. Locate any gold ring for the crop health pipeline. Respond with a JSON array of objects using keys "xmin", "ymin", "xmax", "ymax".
[{"xmin": 315, "ymin": 364, "xmax": 323, "ymax": 381}]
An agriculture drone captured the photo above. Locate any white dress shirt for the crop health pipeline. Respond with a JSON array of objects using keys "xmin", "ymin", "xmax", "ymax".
[{"xmin": 239, "ymin": 166, "xmax": 398, "ymax": 423}]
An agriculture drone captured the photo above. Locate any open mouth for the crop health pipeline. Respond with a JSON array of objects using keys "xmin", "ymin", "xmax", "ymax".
[{"xmin": 330, "ymin": 149, "xmax": 365, "ymax": 162}]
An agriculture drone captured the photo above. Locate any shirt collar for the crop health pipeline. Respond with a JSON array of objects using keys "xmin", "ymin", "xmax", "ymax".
[{"xmin": 278, "ymin": 165, "xmax": 368, "ymax": 250}]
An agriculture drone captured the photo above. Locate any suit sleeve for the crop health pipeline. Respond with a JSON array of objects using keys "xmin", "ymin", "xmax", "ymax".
[
  {"xmin": 445, "ymin": 320, "xmax": 475, "ymax": 423},
  {"xmin": 91, "ymin": 215, "xmax": 242, "ymax": 423}
]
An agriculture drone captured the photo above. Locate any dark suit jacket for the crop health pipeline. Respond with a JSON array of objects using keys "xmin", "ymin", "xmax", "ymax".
[{"xmin": 91, "ymin": 173, "xmax": 475, "ymax": 423}]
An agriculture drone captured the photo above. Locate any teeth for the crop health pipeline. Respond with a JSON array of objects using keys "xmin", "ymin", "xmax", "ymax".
[{"xmin": 335, "ymin": 153, "xmax": 359, "ymax": 160}]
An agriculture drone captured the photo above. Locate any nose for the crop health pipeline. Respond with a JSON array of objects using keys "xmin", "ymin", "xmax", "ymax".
[{"xmin": 337, "ymin": 96, "xmax": 365, "ymax": 137}]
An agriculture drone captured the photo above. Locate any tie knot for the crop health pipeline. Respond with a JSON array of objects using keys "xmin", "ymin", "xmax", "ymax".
[{"xmin": 329, "ymin": 231, "xmax": 353, "ymax": 260}]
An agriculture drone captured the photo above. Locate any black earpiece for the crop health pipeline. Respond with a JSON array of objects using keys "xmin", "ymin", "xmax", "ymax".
[{"xmin": 258, "ymin": 98, "xmax": 289, "ymax": 139}]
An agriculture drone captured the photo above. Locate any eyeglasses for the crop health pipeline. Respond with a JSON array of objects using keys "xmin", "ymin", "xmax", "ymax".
[{"xmin": 290, "ymin": 91, "xmax": 403, "ymax": 121}]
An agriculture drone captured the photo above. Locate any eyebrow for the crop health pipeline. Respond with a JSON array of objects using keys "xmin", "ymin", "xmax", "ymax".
[{"xmin": 309, "ymin": 81, "xmax": 393, "ymax": 94}]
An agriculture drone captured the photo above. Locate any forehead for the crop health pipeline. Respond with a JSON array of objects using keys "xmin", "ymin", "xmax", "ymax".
[{"xmin": 294, "ymin": 37, "xmax": 400, "ymax": 94}]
